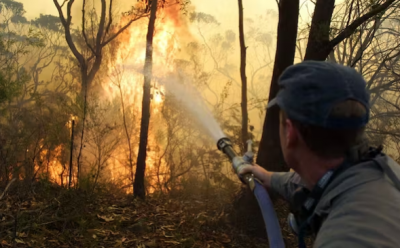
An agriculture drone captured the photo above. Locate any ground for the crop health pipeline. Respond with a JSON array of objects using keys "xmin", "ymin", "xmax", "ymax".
[{"xmin": 0, "ymin": 182, "xmax": 311, "ymax": 248}]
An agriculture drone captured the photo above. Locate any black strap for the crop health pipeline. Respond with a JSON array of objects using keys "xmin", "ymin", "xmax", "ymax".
[
  {"xmin": 297, "ymin": 160, "xmax": 355, "ymax": 248},
  {"xmin": 301, "ymin": 160, "xmax": 353, "ymax": 214},
  {"xmin": 372, "ymin": 156, "xmax": 400, "ymax": 191}
]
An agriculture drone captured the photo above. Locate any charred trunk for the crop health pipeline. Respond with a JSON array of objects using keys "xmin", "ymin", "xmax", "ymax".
[
  {"xmin": 76, "ymin": 71, "xmax": 88, "ymax": 184},
  {"xmin": 134, "ymin": 0, "xmax": 158, "ymax": 199},
  {"xmin": 256, "ymin": 0, "xmax": 299, "ymax": 171},
  {"xmin": 68, "ymin": 120, "xmax": 75, "ymax": 189},
  {"xmin": 238, "ymin": 0, "xmax": 248, "ymax": 152},
  {"xmin": 304, "ymin": 0, "xmax": 336, "ymax": 61}
]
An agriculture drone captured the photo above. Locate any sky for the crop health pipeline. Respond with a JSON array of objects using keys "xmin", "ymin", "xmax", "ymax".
[
  {"xmin": 20, "ymin": 0, "xmax": 315, "ymax": 32},
  {"xmin": 20, "ymin": 0, "xmax": 277, "ymax": 16},
  {"xmin": 20, "ymin": 0, "xmax": 278, "ymax": 25}
]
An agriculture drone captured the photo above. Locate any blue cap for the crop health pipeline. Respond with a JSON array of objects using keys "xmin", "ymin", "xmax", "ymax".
[{"xmin": 268, "ymin": 61, "xmax": 370, "ymax": 129}]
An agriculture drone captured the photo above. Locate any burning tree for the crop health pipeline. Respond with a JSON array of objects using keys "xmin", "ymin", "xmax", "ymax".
[
  {"xmin": 134, "ymin": 0, "xmax": 159, "ymax": 199},
  {"xmin": 133, "ymin": 0, "xmax": 190, "ymax": 199},
  {"xmin": 52, "ymin": 0, "xmax": 147, "ymax": 182}
]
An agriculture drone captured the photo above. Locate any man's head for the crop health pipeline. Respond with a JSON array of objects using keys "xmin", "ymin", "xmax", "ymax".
[{"xmin": 268, "ymin": 61, "xmax": 370, "ymax": 171}]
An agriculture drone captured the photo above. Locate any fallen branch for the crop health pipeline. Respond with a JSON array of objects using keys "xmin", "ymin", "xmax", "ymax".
[{"xmin": 0, "ymin": 178, "xmax": 16, "ymax": 201}]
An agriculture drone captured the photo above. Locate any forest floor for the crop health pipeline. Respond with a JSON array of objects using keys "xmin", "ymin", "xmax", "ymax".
[{"xmin": 0, "ymin": 181, "xmax": 309, "ymax": 248}]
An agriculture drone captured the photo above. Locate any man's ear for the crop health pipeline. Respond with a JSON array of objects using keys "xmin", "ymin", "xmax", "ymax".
[{"xmin": 285, "ymin": 119, "xmax": 298, "ymax": 148}]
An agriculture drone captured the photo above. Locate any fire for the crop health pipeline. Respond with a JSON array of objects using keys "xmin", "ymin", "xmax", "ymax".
[
  {"xmin": 154, "ymin": 92, "xmax": 163, "ymax": 103},
  {"xmin": 35, "ymin": 144, "xmax": 71, "ymax": 186},
  {"xmin": 30, "ymin": 5, "xmax": 189, "ymax": 193},
  {"xmin": 99, "ymin": 5, "xmax": 187, "ymax": 192},
  {"xmin": 32, "ymin": 115, "xmax": 78, "ymax": 186}
]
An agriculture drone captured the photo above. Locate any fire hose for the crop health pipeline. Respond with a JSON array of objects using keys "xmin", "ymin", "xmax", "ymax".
[{"xmin": 217, "ymin": 138, "xmax": 285, "ymax": 248}]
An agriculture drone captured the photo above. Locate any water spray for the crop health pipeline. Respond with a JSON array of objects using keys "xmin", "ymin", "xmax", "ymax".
[
  {"xmin": 154, "ymin": 72, "xmax": 285, "ymax": 247},
  {"xmin": 217, "ymin": 137, "xmax": 285, "ymax": 248}
]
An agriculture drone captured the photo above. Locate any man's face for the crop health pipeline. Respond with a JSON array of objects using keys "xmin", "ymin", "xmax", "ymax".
[
  {"xmin": 279, "ymin": 111, "xmax": 298, "ymax": 169},
  {"xmin": 279, "ymin": 112, "xmax": 290, "ymax": 165}
]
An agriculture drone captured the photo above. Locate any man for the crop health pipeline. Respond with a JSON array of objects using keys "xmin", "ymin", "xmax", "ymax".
[{"xmin": 240, "ymin": 61, "xmax": 400, "ymax": 247}]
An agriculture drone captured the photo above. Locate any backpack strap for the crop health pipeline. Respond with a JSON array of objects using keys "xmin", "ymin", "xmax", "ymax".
[
  {"xmin": 372, "ymin": 155, "xmax": 400, "ymax": 191},
  {"xmin": 294, "ymin": 147, "xmax": 400, "ymax": 248}
]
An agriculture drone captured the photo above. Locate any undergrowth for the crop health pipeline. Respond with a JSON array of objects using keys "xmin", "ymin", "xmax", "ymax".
[{"xmin": 0, "ymin": 178, "xmax": 307, "ymax": 248}]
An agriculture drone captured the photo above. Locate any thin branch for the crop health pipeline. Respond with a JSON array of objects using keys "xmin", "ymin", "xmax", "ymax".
[
  {"xmin": 102, "ymin": 14, "xmax": 146, "ymax": 47},
  {"xmin": 96, "ymin": 0, "xmax": 107, "ymax": 52},
  {"xmin": 378, "ymin": 95, "xmax": 400, "ymax": 112},
  {"xmin": 104, "ymin": 0, "xmax": 114, "ymax": 39},
  {"xmin": 53, "ymin": 0, "xmax": 85, "ymax": 65},
  {"xmin": 346, "ymin": 0, "xmax": 356, "ymax": 28},
  {"xmin": 367, "ymin": 128, "xmax": 400, "ymax": 140},
  {"xmin": 66, "ymin": 0, "xmax": 74, "ymax": 25},
  {"xmin": 53, "ymin": 0, "xmax": 68, "ymax": 27},
  {"xmin": 0, "ymin": 178, "xmax": 16, "ymax": 201},
  {"xmin": 330, "ymin": 0, "xmax": 398, "ymax": 48},
  {"xmin": 350, "ymin": 18, "xmax": 380, "ymax": 67},
  {"xmin": 60, "ymin": 0, "xmax": 68, "ymax": 8},
  {"xmin": 82, "ymin": 0, "xmax": 96, "ymax": 56}
]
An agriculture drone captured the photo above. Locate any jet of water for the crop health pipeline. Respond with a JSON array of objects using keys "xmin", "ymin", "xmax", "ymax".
[
  {"xmin": 158, "ymin": 72, "xmax": 226, "ymax": 142},
  {"xmin": 109, "ymin": 63, "xmax": 226, "ymax": 142}
]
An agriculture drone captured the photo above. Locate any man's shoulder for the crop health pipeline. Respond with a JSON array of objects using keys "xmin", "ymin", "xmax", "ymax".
[
  {"xmin": 314, "ymin": 156, "xmax": 400, "ymax": 247},
  {"xmin": 317, "ymin": 155, "xmax": 399, "ymax": 212},
  {"xmin": 315, "ymin": 184, "xmax": 400, "ymax": 247}
]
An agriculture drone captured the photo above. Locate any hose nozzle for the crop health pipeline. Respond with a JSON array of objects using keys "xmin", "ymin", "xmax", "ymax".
[
  {"xmin": 217, "ymin": 137, "xmax": 255, "ymax": 189},
  {"xmin": 217, "ymin": 137, "xmax": 237, "ymax": 161}
]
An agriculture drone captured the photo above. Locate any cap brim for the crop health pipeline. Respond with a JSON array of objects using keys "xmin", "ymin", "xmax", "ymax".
[{"xmin": 267, "ymin": 97, "xmax": 278, "ymax": 109}]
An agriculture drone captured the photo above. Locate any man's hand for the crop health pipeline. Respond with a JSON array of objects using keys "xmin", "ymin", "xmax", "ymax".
[
  {"xmin": 238, "ymin": 164, "xmax": 274, "ymax": 189},
  {"xmin": 236, "ymin": 162, "xmax": 254, "ymax": 176}
]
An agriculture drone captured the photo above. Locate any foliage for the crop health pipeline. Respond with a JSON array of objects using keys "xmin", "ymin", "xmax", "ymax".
[
  {"xmin": 0, "ymin": 0, "xmax": 78, "ymax": 187},
  {"xmin": 0, "ymin": 0, "xmax": 27, "ymax": 24},
  {"xmin": 31, "ymin": 14, "xmax": 62, "ymax": 32},
  {"xmin": 84, "ymin": 97, "xmax": 120, "ymax": 192},
  {"xmin": 0, "ymin": 70, "xmax": 23, "ymax": 106}
]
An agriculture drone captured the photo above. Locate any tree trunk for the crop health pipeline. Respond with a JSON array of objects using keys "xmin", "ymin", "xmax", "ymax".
[
  {"xmin": 304, "ymin": 0, "xmax": 336, "ymax": 60},
  {"xmin": 238, "ymin": 0, "xmax": 248, "ymax": 152},
  {"xmin": 76, "ymin": 72, "xmax": 88, "ymax": 184},
  {"xmin": 134, "ymin": 0, "xmax": 158, "ymax": 199},
  {"xmin": 117, "ymin": 82, "xmax": 135, "ymax": 193},
  {"xmin": 256, "ymin": 0, "xmax": 300, "ymax": 171},
  {"xmin": 68, "ymin": 119, "xmax": 75, "ymax": 189}
]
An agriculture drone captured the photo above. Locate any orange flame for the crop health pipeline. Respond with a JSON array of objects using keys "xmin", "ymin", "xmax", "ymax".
[
  {"xmin": 100, "ymin": 5, "xmax": 189, "ymax": 192},
  {"xmin": 33, "ymin": 5, "xmax": 191, "ymax": 193}
]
